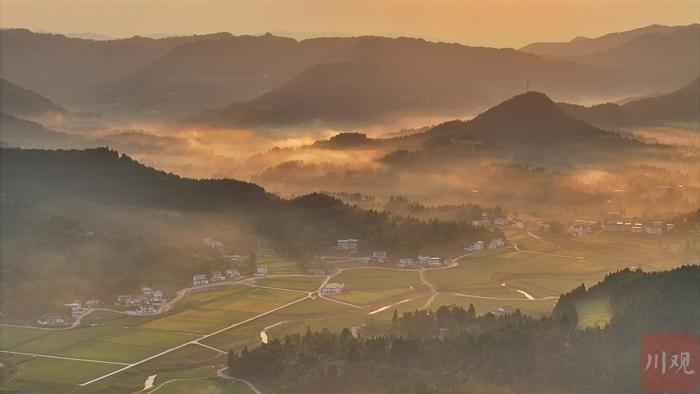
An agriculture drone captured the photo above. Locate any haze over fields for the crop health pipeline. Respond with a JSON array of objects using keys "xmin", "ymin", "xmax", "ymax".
[{"xmin": 0, "ymin": 2, "xmax": 699, "ymax": 393}]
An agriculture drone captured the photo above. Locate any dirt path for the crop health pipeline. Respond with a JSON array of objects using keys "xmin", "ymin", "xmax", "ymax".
[
  {"xmin": 368, "ymin": 296, "xmax": 425, "ymax": 315},
  {"xmin": 513, "ymin": 243, "xmax": 584, "ymax": 259},
  {"xmin": 79, "ymin": 293, "xmax": 312, "ymax": 386},
  {"xmin": 0, "ymin": 350, "xmax": 129, "ymax": 366},
  {"xmin": 260, "ymin": 321, "xmax": 288, "ymax": 344},
  {"xmin": 515, "ymin": 289, "xmax": 536, "ymax": 300},
  {"xmin": 217, "ymin": 367, "xmax": 263, "ymax": 394},
  {"xmin": 453, "ymin": 293, "xmax": 559, "ymax": 301}
]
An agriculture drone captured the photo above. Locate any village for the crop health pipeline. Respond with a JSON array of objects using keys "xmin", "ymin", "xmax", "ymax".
[{"xmin": 31, "ymin": 212, "xmax": 686, "ymax": 329}]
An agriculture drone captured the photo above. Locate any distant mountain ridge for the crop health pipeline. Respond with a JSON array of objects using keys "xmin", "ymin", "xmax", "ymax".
[
  {"xmin": 0, "ymin": 111, "xmax": 90, "ymax": 149},
  {"xmin": 0, "ymin": 78, "xmax": 67, "ymax": 118},
  {"xmin": 559, "ymin": 76, "xmax": 700, "ymax": 127},
  {"xmin": 520, "ymin": 24, "xmax": 692, "ymax": 56},
  {"xmin": 185, "ymin": 37, "xmax": 647, "ymax": 129},
  {"xmin": 521, "ymin": 24, "xmax": 700, "ymax": 91}
]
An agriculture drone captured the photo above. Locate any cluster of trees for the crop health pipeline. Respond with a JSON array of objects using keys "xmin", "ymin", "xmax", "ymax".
[
  {"xmin": 0, "ymin": 148, "xmax": 498, "ymax": 317},
  {"xmin": 227, "ymin": 266, "xmax": 700, "ymax": 393},
  {"xmin": 1, "ymin": 148, "xmax": 498, "ymax": 257}
]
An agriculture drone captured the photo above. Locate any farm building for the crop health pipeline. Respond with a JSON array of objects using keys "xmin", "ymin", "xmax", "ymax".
[
  {"xmin": 398, "ymin": 258, "xmax": 416, "ymax": 268},
  {"xmin": 63, "ymin": 302, "xmax": 82, "ymax": 313},
  {"xmin": 321, "ymin": 283, "xmax": 345, "ymax": 295},
  {"xmin": 116, "ymin": 295, "xmax": 135, "ymax": 305},
  {"xmin": 337, "ymin": 239, "xmax": 359, "ymax": 251},
  {"xmin": 255, "ymin": 266, "xmax": 268, "ymax": 277},
  {"xmin": 85, "ymin": 299, "xmax": 103, "ymax": 308},
  {"xmin": 210, "ymin": 271, "xmax": 226, "ymax": 281},
  {"xmin": 487, "ymin": 238, "xmax": 506, "ymax": 249},
  {"xmin": 418, "ymin": 255, "xmax": 442, "ymax": 267},
  {"xmin": 37, "ymin": 314, "xmax": 65, "ymax": 327},
  {"xmin": 134, "ymin": 304, "xmax": 157, "ymax": 314},
  {"xmin": 149, "ymin": 291, "xmax": 164, "ymax": 304},
  {"xmin": 226, "ymin": 269, "xmax": 240, "ymax": 278},
  {"xmin": 493, "ymin": 217, "xmax": 510, "ymax": 226},
  {"xmin": 494, "ymin": 306, "xmax": 516, "ymax": 315},
  {"xmin": 466, "ymin": 241, "xmax": 485, "ymax": 252},
  {"xmin": 371, "ymin": 250, "xmax": 387, "ymax": 263},
  {"xmin": 192, "ymin": 274, "xmax": 209, "ymax": 286}
]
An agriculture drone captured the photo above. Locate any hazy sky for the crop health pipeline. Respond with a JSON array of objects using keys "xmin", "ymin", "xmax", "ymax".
[{"xmin": 1, "ymin": 0, "xmax": 698, "ymax": 47}]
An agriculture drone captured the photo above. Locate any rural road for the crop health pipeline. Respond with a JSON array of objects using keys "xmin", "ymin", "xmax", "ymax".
[
  {"xmin": 79, "ymin": 293, "xmax": 312, "ymax": 386},
  {"xmin": 0, "ymin": 350, "xmax": 129, "ymax": 365},
  {"xmin": 6, "ymin": 246, "xmax": 560, "ymax": 390},
  {"xmin": 217, "ymin": 367, "xmax": 263, "ymax": 394}
]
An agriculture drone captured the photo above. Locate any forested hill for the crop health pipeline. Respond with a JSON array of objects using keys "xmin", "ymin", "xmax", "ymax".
[
  {"xmin": 0, "ymin": 147, "xmax": 269, "ymax": 210},
  {"xmin": 227, "ymin": 266, "xmax": 700, "ymax": 393}
]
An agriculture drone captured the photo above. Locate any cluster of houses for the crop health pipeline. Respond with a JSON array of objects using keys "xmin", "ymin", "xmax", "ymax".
[
  {"xmin": 37, "ymin": 313, "xmax": 66, "ymax": 327},
  {"xmin": 601, "ymin": 220, "xmax": 674, "ymax": 235},
  {"xmin": 472, "ymin": 213, "xmax": 524, "ymax": 230},
  {"xmin": 321, "ymin": 282, "xmax": 345, "ymax": 295},
  {"xmin": 37, "ymin": 298, "xmax": 104, "ymax": 326},
  {"xmin": 398, "ymin": 255, "xmax": 443, "ymax": 268},
  {"xmin": 115, "ymin": 287, "xmax": 167, "ymax": 315},
  {"xmin": 562, "ymin": 216, "xmax": 676, "ymax": 238},
  {"xmin": 192, "ymin": 269, "xmax": 241, "ymax": 286},
  {"xmin": 465, "ymin": 238, "xmax": 506, "ymax": 252}
]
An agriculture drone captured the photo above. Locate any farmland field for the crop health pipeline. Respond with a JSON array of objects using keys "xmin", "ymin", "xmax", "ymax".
[
  {"xmin": 330, "ymin": 268, "xmax": 427, "ymax": 307},
  {"xmin": 0, "ymin": 231, "xmax": 696, "ymax": 392}
]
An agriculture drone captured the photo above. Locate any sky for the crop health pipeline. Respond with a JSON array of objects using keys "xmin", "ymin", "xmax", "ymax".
[{"xmin": 1, "ymin": 0, "xmax": 699, "ymax": 48}]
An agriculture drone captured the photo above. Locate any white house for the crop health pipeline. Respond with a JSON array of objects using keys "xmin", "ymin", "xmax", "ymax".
[
  {"xmin": 117, "ymin": 295, "xmax": 135, "ymax": 305},
  {"xmin": 203, "ymin": 238, "xmax": 225, "ymax": 251},
  {"xmin": 398, "ymin": 258, "xmax": 416, "ymax": 268},
  {"xmin": 493, "ymin": 306, "xmax": 516, "ymax": 315},
  {"xmin": 337, "ymin": 239, "xmax": 359, "ymax": 251},
  {"xmin": 38, "ymin": 314, "xmax": 65, "ymax": 327},
  {"xmin": 149, "ymin": 291, "xmax": 164, "ymax": 304},
  {"xmin": 371, "ymin": 250, "xmax": 387, "ymax": 263},
  {"xmin": 85, "ymin": 299, "xmax": 103, "ymax": 308},
  {"xmin": 210, "ymin": 271, "xmax": 226, "ymax": 282},
  {"xmin": 487, "ymin": 238, "xmax": 505, "ymax": 249},
  {"xmin": 193, "ymin": 274, "xmax": 209, "ymax": 286},
  {"xmin": 134, "ymin": 304, "xmax": 157, "ymax": 314},
  {"xmin": 64, "ymin": 301, "xmax": 82, "ymax": 313},
  {"xmin": 418, "ymin": 255, "xmax": 441, "ymax": 267},
  {"xmin": 472, "ymin": 218, "xmax": 490, "ymax": 227},
  {"xmin": 226, "ymin": 269, "xmax": 240, "ymax": 278},
  {"xmin": 255, "ymin": 266, "xmax": 268, "ymax": 277},
  {"xmin": 493, "ymin": 218, "xmax": 510, "ymax": 226},
  {"xmin": 321, "ymin": 283, "xmax": 345, "ymax": 295},
  {"xmin": 466, "ymin": 241, "xmax": 485, "ymax": 252},
  {"xmin": 228, "ymin": 255, "xmax": 241, "ymax": 264}
]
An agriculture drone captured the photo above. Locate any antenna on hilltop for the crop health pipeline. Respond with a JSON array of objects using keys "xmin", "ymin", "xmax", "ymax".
[{"xmin": 526, "ymin": 81, "xmax": 530, "ymax": 93}]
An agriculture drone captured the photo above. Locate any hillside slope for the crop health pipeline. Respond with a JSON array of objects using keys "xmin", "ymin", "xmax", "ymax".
[{"xmin": 0, "ymin": 78, "xmax": 67, "ymax": 118}]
